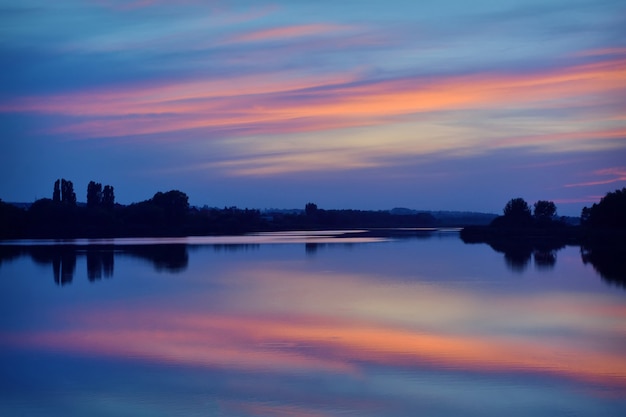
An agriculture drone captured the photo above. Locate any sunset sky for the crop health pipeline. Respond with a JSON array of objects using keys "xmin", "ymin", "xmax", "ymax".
[{"xmin": 1, "ymin": 0, "xmax": 625, "ymax": 215}]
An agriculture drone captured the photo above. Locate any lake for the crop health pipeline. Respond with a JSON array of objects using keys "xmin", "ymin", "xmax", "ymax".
[{"xmin": 1, "ymin": 230, "xmax": 625, "ymax": 417}]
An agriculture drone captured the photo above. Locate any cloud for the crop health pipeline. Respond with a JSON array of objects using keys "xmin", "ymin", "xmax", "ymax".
[
  {"xmin": 2, "ymin": 51, "xmax": 623, "ymax": 179},
  {"xmin": 3, "ymin": 55, "xmax": 624, "ymax": 136},
  {"xmin": 552, "ymin": 197, "xmax": 604, "ymax": 204},
  {"xmin": 572, "ymin": 47, "xmax": 626, "ymax": 58},
  {"xmin": 565, "ymin": 167, "xmax": 626, "ymax": 188},
  {"xmin": 225, "ymin": 23, "xmax": 352, "ymax": 44}
]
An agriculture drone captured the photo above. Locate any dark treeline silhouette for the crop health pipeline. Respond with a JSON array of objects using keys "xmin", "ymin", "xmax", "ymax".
[
  {"xmin": 463, "ymin": 190, "xmax": 626, "ymax": 241},
  {"xmin": 267, "ymin": 202, "xmax": 435, "ymax": 231},
  {"xmin": 581, "ymin": 187, "xmax": 626, "ymax": 229},
  {"xmin": 576, "ymin": 188, "xmax": 626, "ymax": 287},
  {"xmin": 0, "ymin": 179, "xmax": 265, "ymax": 238},
  {"xmin": 0, "ymin": 180, "xmax": 435, "ymax": 239},
  {"xmin": 462, "ymin": 197, "xmax": 570, "ymax": 273},
  {"xmin": 461, "ymin": 197, "xmax": 580, "ymax": 244}
]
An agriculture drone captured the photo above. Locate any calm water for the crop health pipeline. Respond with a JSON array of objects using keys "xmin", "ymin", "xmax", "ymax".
[{"xmin": 1, "ymin": 230, "xmax": 625, "ymax": 417}]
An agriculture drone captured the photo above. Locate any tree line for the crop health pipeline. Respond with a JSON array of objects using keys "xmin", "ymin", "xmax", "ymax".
[
  {"xmin": 0, "ymin": 179, "xmax": 436, "ymax": 238},
  {"xmin": 490, "ymin": 189, "xmax": 626, "ymax": 231},
  {"xmin": 1, "ymin": 181, "xmax": 624, "ymax": 239},
  {"xmin": 461, "ymin": 189, "xmax": 626, "ymax": 278}
]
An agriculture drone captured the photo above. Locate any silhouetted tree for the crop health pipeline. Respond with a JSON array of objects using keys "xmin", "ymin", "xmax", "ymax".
[
  {"xmin": 493, "ymin": 197, "xmax": 533, "ymax": 227},
  {"xmin": 305, "ymin": 202, "xmax": 318, "ymax": 216},
  {"xmin": 152, "ymin": 190, "xmax": 189, "ymax": 220},
  {"xmin": 533, "ymin": 200, "xmax": 557, "ymax": 223},
  {"xmin": 102, "ymin": 185, "xmax": 115, "ymax": 208},
  {"xmin": 581, "ymin": 206, "xmax": 591, "ymax": 225},
  {"xmin": 61, "ymin": 179, "xmax": 76, "ymax": 205},
  {"xmin": 87, "ymin": 181, "xmax": 102, "ymax": 208},
  {"xmin": 504, "ymin": 198, "xmax": 531, "ymax": 218},
  {"xmin": 581, "ymin": 188, "xmax": 626, "ymax": 229},
  {"xmin": 0, "ymin": 199, "xmax": 27, "ymax": 238},
  {"xmin": 53, "ymin": 179, "xmax": 61, "ymax": 203}
]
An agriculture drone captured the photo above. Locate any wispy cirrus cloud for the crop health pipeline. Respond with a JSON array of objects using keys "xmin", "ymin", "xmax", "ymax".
[
  {"xmin": 571, "ymin": 47, "xmax": 626, "ymax": 58},
  {"xmin": 552, "ymin": 197, "xmax": 605, "ymax": 204},
  {"xmin": 2, "ymin": 52, "xmax": 623, "ymax": 179},
  {"xmin": 3, "ymin": 55, "xmax": 624, "ymax": 139},
  {"xmin": 566, "ymin": 167, "xmax": 626, "ymax": 188},
  {"xmin": 225, "ymin": 23, "xmax": 353, "ymax": 44}
]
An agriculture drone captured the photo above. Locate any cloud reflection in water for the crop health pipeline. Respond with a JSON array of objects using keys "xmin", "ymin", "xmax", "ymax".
[{"xmin": 7, "ymin": 265, "xmax": 626, "ymax": 394}]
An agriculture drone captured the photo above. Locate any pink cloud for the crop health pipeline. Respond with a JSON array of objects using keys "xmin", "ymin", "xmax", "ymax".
[
  {"xmin": 551, "ymin": 197, "xmax": 604, "ymax": 205},
  {"xmin": 1, "ymin": 56, "xmax": 625, "ymax": 145},
  {"xmin": 96, "ymin": 0, "xmax": 207, "ymax": 11},
  {"xmin": 572, "ymin": 47, "xmax": 626, "ymax": 58},
  {"xmin": 226, "ymin": 23, "xmax": 351, "ymax": 43},
  {"xmin": 226, "ymin": 402, "xmax": 336, "ymax": 417},
  {"xmin": 565, "ymin": 167, "xmax": 626, "ymax": 188}
]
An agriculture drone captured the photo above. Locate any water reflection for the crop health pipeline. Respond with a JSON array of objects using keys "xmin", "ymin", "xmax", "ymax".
[
  {"xmin": 581, "ymin": 242, "xmax": 626, "ymax": 289},
  {"xmin": 86, "ymin": 249, "xmax": 114, "ymax": 281},
  {"xmin": 467, "ymin": 237, "xmax": 566, "ymax": 273},
  {"xmin": 30, "ymin": 246, "xmax": 78, "ymax": 285},
  {"xmin": 2, "ymin": 231, "xmax": 626, "ymax": 288},
  {"xmin": 305, "ymin": 242, "xmax": 322, "ymax": 254},
  {"xmin": 0, "ymin": 244, "xmax": 190, "ymax": 284},
  {"xmin": 461, "ymin": 232, "xmax": 626, "ymax": 287},
  {"xmin": 210, "ymin": 243, "xmax": 260, "ymax": 252},
  {"xmin": 1, "ymin": 233, "xmax": 626, "ymax": 417},
  {"xmin": 533, "ymin": 248, "xmax": 557, "ymax": 269},
  {"xmin": 123, "ymin": 244, "xmax": 189, "ymax": 273}
]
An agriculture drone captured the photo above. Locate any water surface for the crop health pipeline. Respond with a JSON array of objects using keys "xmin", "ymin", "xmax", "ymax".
[{"xmin": 1, "ymin": 231, "xmax": 624, "ymax": 416}]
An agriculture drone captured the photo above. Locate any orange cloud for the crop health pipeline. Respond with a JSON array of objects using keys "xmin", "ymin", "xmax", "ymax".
[
  {"xmin": 4, "ymin": 58, "xmax": 624, "ymax": 132},
  {"xmin": 1, "ymin": 55, "xmax": 624, "ymax": 172}
]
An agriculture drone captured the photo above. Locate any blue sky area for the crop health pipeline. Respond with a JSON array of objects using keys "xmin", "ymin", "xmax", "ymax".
[{"xmin": 1, "ymin": 0, "xmax": 625, "ymax": 215}]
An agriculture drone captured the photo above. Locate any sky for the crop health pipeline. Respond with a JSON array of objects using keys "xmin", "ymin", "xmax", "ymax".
[{"xmin": 1, "ymin": 0, "xmax": 625, "ymax": 215}]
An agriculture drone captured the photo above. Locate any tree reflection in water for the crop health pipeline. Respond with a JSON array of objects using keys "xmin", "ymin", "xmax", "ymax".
[
  {"xmin": 533, "ymin": 249, "xmax": 557, "ymax": 270},
  {"xmin": 581, "ymin": 242, "xmax": 626, "ymax": 289},
  {"xmin": 123, "ymin": 245, "xmax": 188, "ymax": 273},
  {"xmin": 29, "ymin": 246, "xmax": 78, "ymax": 285},
  {"xmin": 1, "ymin": 234, "xmax": 625, "ymax": 289},
  {"xmin": 0, "ymin": 244, "xmax": 190, "ymax": 285},
  {"xmin": 86, "ymin": 249, "xmax": 114, "ymax": 281},
  {"xmin": 485, "ymin": 239, "xmax": 564, "ymax": 273},
  {"xmin": 461, "ymin": 232, "xmax": 626, "ymax": 288}
]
